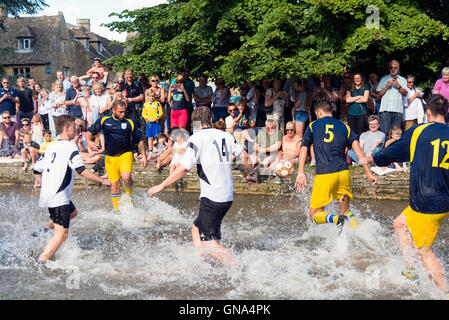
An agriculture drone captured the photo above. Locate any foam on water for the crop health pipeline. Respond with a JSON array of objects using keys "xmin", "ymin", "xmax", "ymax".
[{"xmin": 0, "ymin": 187, "xmax": 446, "ymax": 299}]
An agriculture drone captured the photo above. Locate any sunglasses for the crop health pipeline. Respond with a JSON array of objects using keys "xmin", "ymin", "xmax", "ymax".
[
  {"xmin": 407, "ymin": 81, "xmax": 414, "ymax": 84},
  {"xmin": 228, "ymin": 109, "xmax": 236, "ymax": 112},
  {"xmin": 22, "ymin": 123, "xmax": 30, "ymax": 126},
  {"xmin": 2, "ymin": 82, "xmax": 10, "ymax": 84},
  {"xmin": 286, "ymin": 129, "xmax": 294, "ymax": 132},
  {"xmin": 151, "ymin": 80, "xmax": 158, "ymax": 82},
  {"xmin": 3, "ymin": 116, "xmax": 11, "ymax": 119}
]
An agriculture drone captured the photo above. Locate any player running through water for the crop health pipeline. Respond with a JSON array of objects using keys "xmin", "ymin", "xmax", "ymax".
[
  {"xmin": 33, "ymin": 115, "xmax": 111, "ymax": 264},
  {"xmin": 295, "ymin": 100, "xmax": 377, "ymax": 232},
  {"xmin": 85, "ymin": 100, "xmax": 147, "ymax": 214},
  {"xmin": 366, "ymin": 94, "xmax": 449, "ymax": 299},
  {"xmin": 148, "ymin": 107, "xmax": 253, "ymax": 267}
]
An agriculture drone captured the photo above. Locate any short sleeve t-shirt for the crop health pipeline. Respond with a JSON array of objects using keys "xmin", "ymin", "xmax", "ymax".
[
  {"xmin": 0, "ymin": 87, "xmax": 19, "ymax": 115},
  {"xmin": 359, "ymin": 130, "xmax": 386, "ymax": 154},
  {"xmin": 347, "ymin": 85, "xmax": 370, "ymax": 116},
  {"xmin": 194, "ymin": 86, "xmax": 213, "ymax": 107},
  {"xmin": 180, "ymin": 128, "xmax": 243, "ymax": 202}
]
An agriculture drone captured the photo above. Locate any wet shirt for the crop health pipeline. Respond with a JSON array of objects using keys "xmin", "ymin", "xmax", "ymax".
[
  {"xmin": 87, "ymin": 115, "xmax": 144, "ymax": 156},
  {"xmin": 302, "ymin": 116, "xmax": 358, "ymax": 175},
  {"xmin": 373, "ymin": 122, "xmax": 449, "ymax": 214}
]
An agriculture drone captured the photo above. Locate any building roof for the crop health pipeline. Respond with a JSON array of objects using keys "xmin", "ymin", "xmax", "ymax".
[
  {"xmin": 0, "ymin": 13, "xmax": 123, "ymax": 66},
  {"xmin": 0, "ymin": 15, "xmax": 60, "ymax": 65}
]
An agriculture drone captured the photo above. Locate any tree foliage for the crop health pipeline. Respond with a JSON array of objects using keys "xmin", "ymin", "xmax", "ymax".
[
  {"xmin": 104, "ymin": 0, "xmax": 449, "ymax": 86},
  {"xmin": 0, "ymin": 0, "xmax": 48, "ymax": 29}
]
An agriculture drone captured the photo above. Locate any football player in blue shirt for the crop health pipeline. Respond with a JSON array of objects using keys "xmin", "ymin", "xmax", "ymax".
[
  {"xmin": 366, "ymin": 94, "xmax": 449, "ymax": 298},
  {"xmin": 295, "ymin": 100, "xmax": 377, "ymax": 232}
]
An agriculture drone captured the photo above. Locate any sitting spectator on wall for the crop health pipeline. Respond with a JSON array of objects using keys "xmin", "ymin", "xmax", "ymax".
[
  {"xmin": 148, "ymin": 133, "xmax": 169, "ymax": 166},
  {"xmin": 0, "ymin": 77, "xmax": 19, "ymax": 116},
  {"xmin": 276, "ymin": 121, "xmax": 301, "ymax": 166},
  {"xmin": 384, "ymin": 126, "xmax": 409, "ymax": 172},
  {"xmin": 403, "ymin": 75, "xmax": 425, "ymax": 131},
  {"xmin": 20, "ymin": 132, "xmax": 40, "ymax": 171},
  {"xmin": 250, "ymin": 119, "xmax": 283, "ymax": 174},
  {"xmin": 348, "ymin": 114, "xmax": 385, "ymax": 165},
  {"xmin": 31, "ymin": 114, "xmax": 44, "ymax": 145},
  {"xmin": 64, "ymin": 76, "xmax": 84, "ymax": 119},
  {"xmin": 39, "ymin": 130, "xmax": 54, "ymax": 154},
  {"xmin": 0, "ymin": 111, "xmax": 20, "ymax": 159},
  {"xmin": 193, "ymin": 74, "xmax": 213, "ymax": 108}
]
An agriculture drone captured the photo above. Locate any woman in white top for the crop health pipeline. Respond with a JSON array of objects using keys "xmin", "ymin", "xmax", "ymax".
[
  {"xmin": 38, "ymin": 89, "xmax": 53, "ymax": 131},
  {"xmin": 89, "ymin": 82, "xmax": 109, "ymax": 125},
  {"xmin": 402, "ymin": 75, "xmax": 425, "ymax": 132},
  {"xmin": 48, "ymin": 80, "xmax": 66, "ymax": 136}
]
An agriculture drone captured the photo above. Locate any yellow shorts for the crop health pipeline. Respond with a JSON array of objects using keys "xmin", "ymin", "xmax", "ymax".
[
  {"xmin": 402, "ymin": 206, "xmax": 448, "ymax": 248},
  {"xmin": 310, "ymin": 170, "xmax": 353, "ymax": 209},
  {"xmin": 105, "ymin": 152, "xmax": 133, "ymax": 183}
]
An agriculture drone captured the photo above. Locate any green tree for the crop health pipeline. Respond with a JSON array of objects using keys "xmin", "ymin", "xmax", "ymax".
[
  {"xmin": 0, "ymin": 0, "xmax": 48, "ymax": 29},
  {"xmin": 104, "ymin": 0, "xmax": 449, "ymax": 86}
]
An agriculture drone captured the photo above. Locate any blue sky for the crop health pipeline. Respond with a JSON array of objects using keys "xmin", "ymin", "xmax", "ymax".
[{"xmin": 26, "ymin": 0, "xmax": 167, "ymax": 41}]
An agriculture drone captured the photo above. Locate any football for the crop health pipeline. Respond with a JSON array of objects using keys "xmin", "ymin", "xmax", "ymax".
[{"xmin": 275, "ymin": 160, "xmax": 294, "ymax": 178}]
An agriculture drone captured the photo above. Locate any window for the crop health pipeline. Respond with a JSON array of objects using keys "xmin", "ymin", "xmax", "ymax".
[
  {"xmin": 98, "ymin": 42, "xmax": 103, "ymax": 53},
  {"xmin": 61, "ymin": 41, "xmax": 65, "ymax": 53},
  {"xmin": 17, "ymin": 38, "xmax": 31, "ymax": 50},
  {"xmin": 13, "ymin": 67, "xmax": 31, "ymax": 78},
  {"xmin": 84, "ymin": 39, "xmax": 89, "ymax": 49}
]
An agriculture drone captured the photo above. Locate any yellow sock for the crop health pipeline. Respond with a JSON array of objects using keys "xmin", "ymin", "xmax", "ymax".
[
  {"xmin": 123, "ymin": 183, "xmax": 133, "ymax": 196},
  {"xmin": 110, "ymin": 193, "xmax": 121, "ymax": 211},
  {"xmin": 344, "ymin": 210, "xmax": 359, "ymax": 228},
  {"xmin": 311, "ymin": 211, "xmax": 338, "ymax": 225}
]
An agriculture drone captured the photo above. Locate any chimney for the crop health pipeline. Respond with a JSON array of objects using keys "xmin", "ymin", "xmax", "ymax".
[
  {"xmin": 77, "ymin": 18, "xmax": 90, "ymax": 32},
  {"xmin": 0, "ymin": 5, "xmax": 8, "ymax": 20}
]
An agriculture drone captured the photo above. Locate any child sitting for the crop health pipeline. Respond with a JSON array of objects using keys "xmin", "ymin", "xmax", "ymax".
[
  {"xmin": 142, "ymin": 89, "xmax": 163, "ymax": 154},
  {"xmin": 149, "ymin": 133, "xmax": 168, "ymax": 165},
  {"xmin": 21, "ymin": 132, "xmax": 40, "ymax": 172},
  {"xmin": 39, "ymin": 130, "xmax": 54, "ymax": 154},
  {"xmin": 385, "ymin": 126, "xmax": 410, "ymax": 172},
  {"xmin": 169, "ymin": 132, "xmax": 188, "ymax": 174}
]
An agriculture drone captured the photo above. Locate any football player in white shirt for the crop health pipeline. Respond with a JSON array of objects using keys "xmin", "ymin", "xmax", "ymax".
[
  {"xmin": 148, "ymin": 107, "xmax": 253, "ymax": 268},
  {"xmin": 33, "ymin": 115, "xmax": 110, "ymax": 264}
]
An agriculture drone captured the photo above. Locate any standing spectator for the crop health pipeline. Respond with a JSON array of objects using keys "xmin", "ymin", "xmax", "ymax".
[
  {"xmin": 121, "ymin": 69, "xmax": 145, "ymax": 131},
  {"xmin": 171, "ymin": 68, "xmax": 195, "ymax": 127},
  {"xmin": 78, "ymin": 85, "xmax": 91, "ymax": 123},
  {"xmin": 255, "ymin": 79, "xmax": 271, "ymax": 128},
  {"xmin": 245, "ymin": 81, "xmax": 259, "ymax": 128},
  {"xmin": 56, "ymin": 70, "xmax": 71, "ymax": 91},
  {"xmin": 265, "ymin": 79, "xmax": 288, "ymax": 132},
  {"xmin": 138, "ymin": 73, "xmax": 150, "ymax": 93},
  {"xmin": 368, "ymin": 72, "xmax": 381, "ymax": 115},
  {"xmin": 148, "ymin": 76, "xmax": 166, "ymax": 134},
  {"xmin": 345, "ymin": 73, "xmax": 370, "ymax": 136},
  {"xmin": 168, "ymin": 75, "xmax": 190, "ymax": 130},
  {"xmin": 16, "ymin": 77, "xmax": 35, "ymax": 124},
  {"xmin": 0, "ymin": 111, "xmax": 21, "ymax": 158},
  {"xmin": 27, "ymin": 78, "xmax": 35, "ymax": 89},
  {"xmin": 64, "ymin": 76, "xmax": 84, "ymax": 119},
  {"xmin": 376, "ymin": 60, "xmax": 408, "ymax": 136},
  {"xmin": 89, "ymin": 83, "xmax": 109, "ymax": 126},
  {"xmin": 338, "ymin": 71, "xmax": 353, "ymax": 122},
  {"xmin": 49, "ymin": 80, "xmax": 66, "ymax": 136},
  {"xmin": 314, "ymin": 75, "xmax": 339, "ymax": 118},
  {"xmin": 32, "ymin": 82, "xmax": 42, "ymax": 114},
  {"xmin": 291, "ymin": 78, "xmax": 309, "ymax": 140},
  {"xmin": 193, "ymin": 74, "xmax": 213, "ymax": 108},
  {"xmin": 403, "ymin": 75, "xmax": 425, "ymax": 131},
  {"xmin": 37, "ymin": 89, "xmax": 52, "ymax": 130},
  {"xmin": 107, "ymin": 83, "xmax": 128, "ymax": 116},
  {"xmin": 142, "ymin": 89, "xmax": 163, "ymax": 153},
  {"xmin": 0, "ymin": 77, "xmax": 19, "ymax": 116},
  {"xmin": 211, "ymin": 79, "xmax": 231, "ymax": 123},
  {"xmin": 432, "ymin": 67, "xmax": 449, "ymax": 102}
]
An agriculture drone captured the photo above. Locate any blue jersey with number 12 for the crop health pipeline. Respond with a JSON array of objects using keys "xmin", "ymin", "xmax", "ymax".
[
  {"xmin": 302, "ymin": 116, "xmax": 358, "ymax": 175},
  {"xmin": 374, "ymin": 122, "xmax": 449, "ymax": 214}
]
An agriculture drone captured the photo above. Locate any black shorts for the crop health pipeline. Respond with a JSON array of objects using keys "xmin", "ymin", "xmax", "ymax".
[
  {"xmin": 193, "ymin": 197, "xmax": 233, "ymax": 241},
  {"xmin": 48, "ymin": 201, "xmax": 76, "ymax": 229}
]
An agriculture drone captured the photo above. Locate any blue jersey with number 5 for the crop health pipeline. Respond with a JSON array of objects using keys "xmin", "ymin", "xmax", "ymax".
[
  {"xmin": 374, "ymin": 122, "xmax": 449, "ymax": 213},
  {"xmin": 302, "ymin": 116, "xmax": 358, "ymax": 175}
]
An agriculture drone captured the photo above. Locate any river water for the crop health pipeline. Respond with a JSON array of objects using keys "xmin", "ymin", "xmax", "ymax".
[{"xmin": 0, "ymin": 185, "xmax": 448, "ymax": 300}]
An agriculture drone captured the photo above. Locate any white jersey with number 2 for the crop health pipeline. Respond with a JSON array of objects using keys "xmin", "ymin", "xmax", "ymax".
[
  {"xmin": 34, "ymin": 139, "xmax": 86, "ymax": 208},
  {"xmin": 180, "ymin": 128, "xmax": 244, "ymax": 203}
]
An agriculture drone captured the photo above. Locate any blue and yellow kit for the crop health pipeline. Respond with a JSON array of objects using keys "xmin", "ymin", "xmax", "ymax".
[
  {"xmin": 302, "ymin": 116, "xmax": 358, "ymax": 175},
  {"xmin": 302, "ymin": 116, "xmax": 359, "ymax": 210},
  {"xmin": 87, "ymin": 115, "xmax": 144, "ymax": 157},
  {"xmin": 374, "ymin": 122, "xmax": 449, "ymax": 214}
]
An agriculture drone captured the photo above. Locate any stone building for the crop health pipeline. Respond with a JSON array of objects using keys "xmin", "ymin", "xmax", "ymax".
[{"xmin": 0, "ymin": 10, "xmax": 123, "ymax": 89}]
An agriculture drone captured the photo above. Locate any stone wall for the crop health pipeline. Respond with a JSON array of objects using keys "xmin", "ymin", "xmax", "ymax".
[{"xmin": 0, "ymin": 161, "xmax": 410, "ymax": 200}]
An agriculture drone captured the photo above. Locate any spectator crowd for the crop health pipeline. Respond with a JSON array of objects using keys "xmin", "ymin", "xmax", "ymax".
[{"xmin": 1, "ymin": 57, "xmax": 449, "ymax": 179}]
